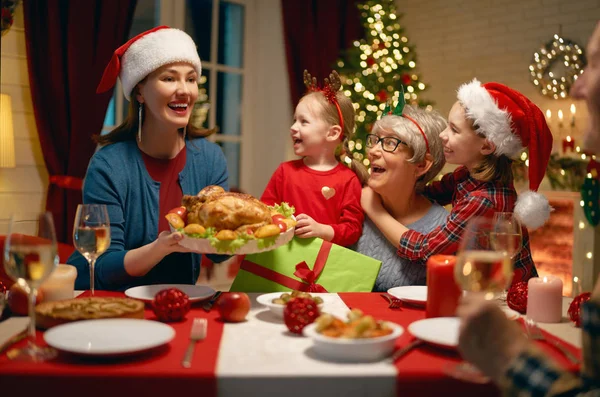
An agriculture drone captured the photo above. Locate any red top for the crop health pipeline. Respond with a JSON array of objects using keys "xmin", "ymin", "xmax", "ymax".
[
  {"xmin": 261, "ymin": 159, "xmax": 363, "ymax": 247},
  {"xmin": 141, "ymin": 147, "xmax": 187, "ymax": 234}
]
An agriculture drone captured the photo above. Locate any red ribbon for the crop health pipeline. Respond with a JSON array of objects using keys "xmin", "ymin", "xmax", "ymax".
[
  {"xmin": 49, "ymin": 175, "xmax": 83, "ymax": 190},
  {"xmin": 240, "ymin": 240, "xmax": 332, "ymax": 292}
]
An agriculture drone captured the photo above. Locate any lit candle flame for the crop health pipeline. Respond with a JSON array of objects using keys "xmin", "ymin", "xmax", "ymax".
[
  {"xmin": 558, "ymin": 110, "xmax": 563, "ymax": 120},
  {"xmin": 546, "ymin": 109, "xmax": 552, "ymax": 119},
  {"xmin": 543, "ymin": 276, "xmax": 548, "ymax": 283},
  {"xmin": 566, "ymin": 135, "xmax": 572, "ymax": 142},
  {"xmin": 571, "ymin": 104, "xmax": 576, "ymax": 115}
]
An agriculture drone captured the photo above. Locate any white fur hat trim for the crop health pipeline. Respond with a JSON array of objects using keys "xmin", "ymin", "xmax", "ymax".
[
  {"xmin": 514, "ymin": 190, "xmax": 553, "ymax": 230},
  {"xmin": 457, "ymin": 79, "xmax": 523, "ymax": 157},
  {"xmin": 121, "ymin": 28, "xmax": 202, "ymax": 100}
]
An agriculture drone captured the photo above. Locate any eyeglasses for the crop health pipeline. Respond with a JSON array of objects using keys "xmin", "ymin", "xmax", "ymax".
[{"xmin": 365, "ymin": 134, "xmax": 408, "ymax": 153}]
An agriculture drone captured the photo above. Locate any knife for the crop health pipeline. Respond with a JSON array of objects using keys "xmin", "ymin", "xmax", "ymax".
[
  {"xmin": 388, "ymin": 339, "xmax": 424, "ymax": 363},
  {"xmin": 202, "ymin": 291, "xmax": 222, "ymax": 312}
]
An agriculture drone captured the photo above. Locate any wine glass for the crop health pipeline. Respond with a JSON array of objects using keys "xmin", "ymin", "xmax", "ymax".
[
  {"xmin": 491, "ymin": 212, "xmax": 523, "ymax": 301},
  {"xmin": 72, "ymin": 204, "xmax": 110, "ymax": 296},
  {"xmin": 3, "ymin": 212, "xmax": 58, "ymax": 361},
  {"xmin": 445, "ymin": 216, "xmax": 514, "ymax": 383}
]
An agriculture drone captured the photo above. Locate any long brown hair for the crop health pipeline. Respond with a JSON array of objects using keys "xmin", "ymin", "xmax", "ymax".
[{"xmin": 95, "ymin": 85, "xmax": 214, "ymax": 146}]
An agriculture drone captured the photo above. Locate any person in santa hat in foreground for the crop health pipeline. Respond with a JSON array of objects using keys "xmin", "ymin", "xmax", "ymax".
[
  {"xmin": 362, "ymin": 79, "xmax": 553, "ymax": 284},
  {"xmin": 457, "ymin": 21, "xmax": 600, "ymax": 396},
  {"xmin": 67, "ymin": 26, "xmax": 229, "ymax": 291}
]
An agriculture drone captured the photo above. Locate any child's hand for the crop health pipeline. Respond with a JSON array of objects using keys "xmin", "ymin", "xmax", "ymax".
[
  {"xmin": 361, "ymin": 187, "xmax": 384, "ymax": 216},
  {"xmin": 294, "ymin": 214, "xmax": 334, "ymax": 241}
]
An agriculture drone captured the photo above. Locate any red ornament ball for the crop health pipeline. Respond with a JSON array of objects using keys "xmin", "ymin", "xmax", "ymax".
[
  {"xmin": 507, "ymin": 281, "xmax": 528, "ymax": 314},
  {"xmin": 283, "ymin": 296, "xmax": 320, "ymax": 334},
  {"xmin": 401, "ymin": 73, "xmax": 412, "ymax": 86},
  {"xmin": 366, "ymin": 57, "xmax": 375, "ymax": 67},
  {"xmin": 568, "ymin": 292, "xmax": 591, "ymax": 327},
  {"xmin": 0, "ymin": 280, "xmax": 6, "ymax": 295},
  {"xmin": 152, "ymin": 288, "xmax": 191, "ymax": 322},
  {"xmin": 375, "ymin": 89, "xmax": 388, "ymax": 103}
]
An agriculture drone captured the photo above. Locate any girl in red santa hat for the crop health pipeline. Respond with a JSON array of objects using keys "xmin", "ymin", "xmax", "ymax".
[
  {"xmin": 67, "ymin": 26, "xmax": 229, "ymax": 291},
  {"xmin": 362, "ymin": 79, "xmax": 553, "ymax": 284}
]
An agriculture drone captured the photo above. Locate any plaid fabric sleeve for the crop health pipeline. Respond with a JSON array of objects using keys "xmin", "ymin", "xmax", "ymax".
[
  {"xmin": 397, "ymin": 193, "xmax": 495, "ymax": 262},
  {"xmin": 503, "ymin": 299, "xmax": 600, "ymax": 397},
  {"xmin": 423, "ymin": 171, "xmax": 456, "ymax": 206}
]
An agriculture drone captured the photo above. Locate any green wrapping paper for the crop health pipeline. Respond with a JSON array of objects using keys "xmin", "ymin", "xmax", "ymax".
[{"xmin": 230, "ymin": 237, "xmax": 381, "ymax": 292}]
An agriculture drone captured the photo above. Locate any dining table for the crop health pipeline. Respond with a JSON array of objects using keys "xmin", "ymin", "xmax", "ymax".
[{"xmin": 0, "ymin": 290, "xmax": 582, "ymax": 397}]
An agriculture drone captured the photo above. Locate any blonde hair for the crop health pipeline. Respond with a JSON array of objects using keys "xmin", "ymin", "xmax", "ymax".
[
  {"xmin": 302, "ymin": 91, "xmax": 369, "ymax": 184},
  {"xmin": 95, "ymin": 83, "xmax": 214, "ymax": 146},
  {"xmin": 371, "ymin": 105, "xmax": 446, "ymax": 191}
]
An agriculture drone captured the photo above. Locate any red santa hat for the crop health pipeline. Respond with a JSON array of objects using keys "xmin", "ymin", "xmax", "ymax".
[
  {"xmin": 96, "ymin": 26, "xmax": 202, "ymax": 100},
  {"xmin": 457, "ymin": 79, "xmax": 553, "ymax": 230}
]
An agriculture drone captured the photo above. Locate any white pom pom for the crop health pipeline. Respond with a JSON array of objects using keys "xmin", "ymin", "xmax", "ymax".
[{"xmin": 514, "ymin": 190, "xmax": 553, "ymax": 230}]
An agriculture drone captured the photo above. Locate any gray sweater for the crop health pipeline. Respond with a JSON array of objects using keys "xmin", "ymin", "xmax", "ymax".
[{"xmin": 354, "ymin": 202, "xmax": 448, "ymax": 292}]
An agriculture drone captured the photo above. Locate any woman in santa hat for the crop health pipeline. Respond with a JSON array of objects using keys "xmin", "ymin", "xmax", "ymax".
[
  {"xmin": 362, "ymin": 79, "xmax": 554, "ymax": 284},
  {"xmin": 67, "ymin": 26, "xmax": 229, "ymax": 291}
]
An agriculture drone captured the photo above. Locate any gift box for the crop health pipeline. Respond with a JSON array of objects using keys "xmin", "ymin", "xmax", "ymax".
[{"xmin": 230, "ymin": 237, "xmax": 382, "ymax": 292}]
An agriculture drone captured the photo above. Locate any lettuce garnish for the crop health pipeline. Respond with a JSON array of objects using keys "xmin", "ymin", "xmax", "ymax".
[{"xmin": 270, "ymin": 202, "xmax": 295, "ymax": 218}]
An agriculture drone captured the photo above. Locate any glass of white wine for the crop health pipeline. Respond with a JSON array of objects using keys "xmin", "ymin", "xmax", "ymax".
[
  {"xmin": 445, "ymin": 216, "xmax": 514, "ymax": 383},
  {"xmin": 491, "ymin": 212, "xmax": 523, "ymax": 301},
  {"xmin": 72, "ymin": 204, "xmax": 110, "ymax": 296},
  {"xmin": 3, "ymin": 212, "xmax": 58, "ymax": 361}
]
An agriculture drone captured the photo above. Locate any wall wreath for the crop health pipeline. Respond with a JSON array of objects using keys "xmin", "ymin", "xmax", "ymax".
[{"xmin": 529, "ymin": 34, "xmax": 586, "ymax": 99}]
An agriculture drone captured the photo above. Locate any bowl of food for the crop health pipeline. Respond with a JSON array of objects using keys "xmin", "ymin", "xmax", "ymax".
[
  {"xmin": 256, "ymin": 291, "xmax": 325, "ymax": 318},
  {"xmin": 166, "ymin": 185, "xmax": 296, "ymax": 254},
  {"xmin": 302, "ymin": 309, "xmax": 403, "ymax": 362}
]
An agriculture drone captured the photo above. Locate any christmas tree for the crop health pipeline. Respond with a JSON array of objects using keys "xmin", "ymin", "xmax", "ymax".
[{"xmin": 337, "ymin": 0, "xmax": 432, "ymax": 167}]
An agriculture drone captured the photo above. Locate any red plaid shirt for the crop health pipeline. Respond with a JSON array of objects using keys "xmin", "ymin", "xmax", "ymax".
[{"xmin": 398, "ymin": 166, "xmax": 538, "ymax": 284}]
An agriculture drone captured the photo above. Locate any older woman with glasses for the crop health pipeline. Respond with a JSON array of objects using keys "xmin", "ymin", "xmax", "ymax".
[{"xmin": 354, "ymin": 105, "xmax": 448, "ymax": 291}]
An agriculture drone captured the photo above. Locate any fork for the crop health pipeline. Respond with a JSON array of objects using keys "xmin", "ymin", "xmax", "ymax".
[
  {"xmin": 182, "ymin": 318, "xmax": 208, "ymax": 368},
  {"xmin": 380, "ymin": 293, "xmax": 403, "ymax": 309},
  {"xmin": 524, "ymin": 318, "xmax": 580, "ymax": 364}
]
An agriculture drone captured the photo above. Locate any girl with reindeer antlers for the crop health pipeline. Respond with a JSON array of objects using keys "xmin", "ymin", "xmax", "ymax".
[{"xmin": 261, "ymin": 70, "xmax": 367, "ymax": 247}]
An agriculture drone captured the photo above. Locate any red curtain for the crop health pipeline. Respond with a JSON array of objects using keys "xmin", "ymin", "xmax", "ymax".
[
  {"xmin": 23, "ymin": 0, "xmax": 137, "ymax": 244},
  {"xmin": 281, "ymin": 0, "xmax": 362, "ymax": 107}
]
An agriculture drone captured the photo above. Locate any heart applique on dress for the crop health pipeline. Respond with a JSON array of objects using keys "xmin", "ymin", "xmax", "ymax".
[{"xmin": 321, "ymin": 186, "xmax": 336, "ymax": 200}]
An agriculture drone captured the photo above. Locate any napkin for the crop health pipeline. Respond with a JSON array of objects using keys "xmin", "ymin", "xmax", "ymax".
[{"xmin": 0, "ymin": 317, "xmax": 29, "ymax": 354}]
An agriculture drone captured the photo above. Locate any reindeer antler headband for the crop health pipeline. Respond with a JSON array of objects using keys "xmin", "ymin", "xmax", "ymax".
[
  {"xmin": 303, "ymin": 70, "xmax": 345, "ymax": 136},
  {"xmin": 382, "ymin": 86, "xmax": 430, "ymax": 154}
]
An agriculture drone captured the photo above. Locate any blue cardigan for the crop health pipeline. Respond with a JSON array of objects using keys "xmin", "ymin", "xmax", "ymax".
[{"xmin": 67, "ymin": 138, "xmax": 229, "ymax": 291}]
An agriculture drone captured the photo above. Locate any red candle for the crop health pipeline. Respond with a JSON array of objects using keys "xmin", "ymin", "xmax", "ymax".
[{"xmin": 426, "ymin": 255, "xmax": 462, "ymax": 318}]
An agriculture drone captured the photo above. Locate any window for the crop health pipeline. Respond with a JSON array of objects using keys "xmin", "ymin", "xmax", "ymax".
[{"xmin": 102, "ymin": 0, "xmax": 247, "ymax": 189}]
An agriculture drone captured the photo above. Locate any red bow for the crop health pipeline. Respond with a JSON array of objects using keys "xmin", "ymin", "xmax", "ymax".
[
  {"xmin": 293, "ymin": 261, "xmax": 327, "ymax": 292},
  {"xmin": 587, "ymin": 158, "xmax": 600, "ymax": 179}
]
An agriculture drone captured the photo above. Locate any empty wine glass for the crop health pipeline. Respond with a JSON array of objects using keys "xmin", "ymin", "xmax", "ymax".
[
  {"xmin": 73, "ymin": 204, "xmax": 110, "ymax": 296},
  {"xmin": 491, "ymin": 212, "xmax": 523, "ymax": 301},
  {"xmin": 3, "ymin": 212, "xmax": 58, "ymax": 361}
]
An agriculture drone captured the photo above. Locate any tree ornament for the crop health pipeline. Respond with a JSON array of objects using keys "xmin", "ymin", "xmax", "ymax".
[
  {"xmin": 0, "ymin": 280, "xmax": 6, "ymax": 295},
  {"xmin": 283, "ymin": 296, "xmax": 320, "ymax": 334},
  {"xmin": 375, "ymin": 89, "xmax": 388, "ymax": 103},
  {"xmin": 366, "ymin": 56, "xmax": 375, "ymax": 67},
  {"xmin": 507, "ymin": 281, "xmax": 528, "ymax": 314},
  {"xmin": 529, "ymin": 34, "xmax": 586, "ymax": 99},
  {"xmin": 567, "ymin": 292, "xmax": 591, "ymax": 327},
  {"xmin": 401, "ymin": 73, "xmax": 412, "ymax": 85},
  {"xmin": 152, "ymin": 288, "xmax": 191, "ymax": 322},
  {"xmin": 1, "ymin": 0, "xmax": 19, "ymax": 37}
]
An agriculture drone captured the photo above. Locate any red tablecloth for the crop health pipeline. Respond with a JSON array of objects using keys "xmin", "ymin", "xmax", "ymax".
[
  {"xmin": 338, "ymin": 293, "xmax": 582, "ymax": 397},
  {"xmin": 0, "ymin": 291, "xmax": 224, "ymax": 396}
]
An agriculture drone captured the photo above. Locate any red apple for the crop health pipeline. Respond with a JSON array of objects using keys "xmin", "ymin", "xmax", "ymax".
[
  {"xmin": 168, "ymin": 206, "xmax": 188, "ymax": 224},
  {"xmin": 7, "ymin": 283, "xmax": 44, "ymax": 316},
  {"xmin": 217, "ymin": 292, "xmax": 250, "ymax": 322}
]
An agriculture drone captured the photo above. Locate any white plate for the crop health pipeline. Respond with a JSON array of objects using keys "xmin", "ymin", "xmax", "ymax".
[
  {"xmin": 44, "ymin": 319, "xmax": 175, "ymax": 356},
  {"xmin": 408, "ymin": 317, "xmax": 459, "ymax": 349},
  {"xmin": 303, "ymin": 321, "xmax": 404, "ymax": 362},
  {"xmin": 171, "ymin": 219, "xmax": 295, "ymax": 255},
  {"xmin": 256, "ymin": 292, "xmax": 325, "ymax": 318},
  {"xmin": 501, "ymin": 306, "xmax": 521, "ymax": 320},
  {"xmin": 387, "ymin": 286, "xmax": 427, "ymax": 305},
  {"xmin": 124, "ymin": 284, "xmax": 215, "ymax": 303}
]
